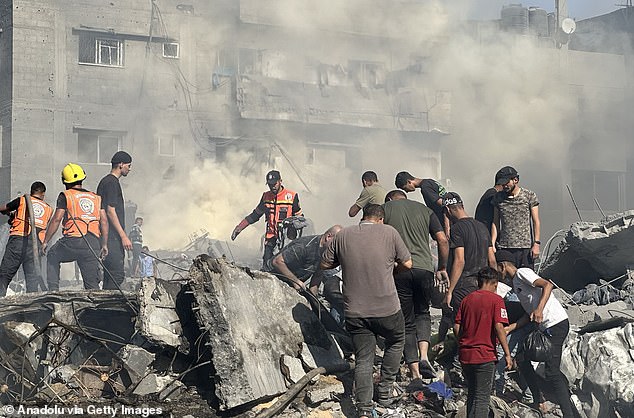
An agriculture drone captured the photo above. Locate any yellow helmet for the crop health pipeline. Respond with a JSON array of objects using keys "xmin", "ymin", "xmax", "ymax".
[{"xmin": 61, "ymin": 163, "xmax": 87, "ymax": 184}]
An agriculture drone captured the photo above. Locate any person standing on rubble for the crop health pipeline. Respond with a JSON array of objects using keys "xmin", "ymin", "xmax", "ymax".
[
  {"xmin": 269, "ymin": 225, "xmax": 344, "ymax": 319},
  {"xmin": 43, "ymin": 163, "xmax": 109, "ymax": 290},
  {"xmin": 321, "ymin": 204, "xmax": 411, "ymax": 418},
  {"xmin": 97, "ymin": 151, "xmax": 133, "ymax": 290},
  {"xmin": 497, "ymin": 258, "xmax": 574, "ymax": 417},
  {"xmin": 454, "ymin": 267, "xmax": 512, "ymax": 418},
  {"xmin": 128, "ymin": 216, "xmax": 143, "ymax": 276},
  {"xmin": 395, "ymin": 171, "xmax": 449, "ymax": 236},
  {"xmin": 0, "ymin": 182, "xmax": 53, "ymax": 296},
  {"xmin": 491, "ymin": 166, "xmax": 541, "ymax": 269},
  {"xmin": 231, "ymin": 170, "xmax": 302, "ymax": 268},
  {"xmin": 348, "ymin": 171, "xmax": 386, "ymax": 217},
  {"xmin": 383, "ymin": 189, "xmax": 449, "ymax": 380}
]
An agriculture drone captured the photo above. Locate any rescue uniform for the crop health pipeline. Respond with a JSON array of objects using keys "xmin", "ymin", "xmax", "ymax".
[
  {"xmin": 46, "ymin": 189, "xmax": 103, "ymax": 291},
  {"xmin": 245, "ymin": 187, "xmax": 302, "ymax": 266},
  {"xmin": 0, "ymin": 195, "xmax": 52, "ymax": 296}
]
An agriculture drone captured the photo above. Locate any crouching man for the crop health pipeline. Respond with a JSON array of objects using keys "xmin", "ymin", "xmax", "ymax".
[{"xmin": 320, "ymin": 204, "xmax": 411, "ymax": 418}]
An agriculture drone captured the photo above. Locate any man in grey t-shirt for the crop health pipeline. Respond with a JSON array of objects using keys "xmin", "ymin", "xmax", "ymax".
[
  {"xmin": 491, "ymin": 166, "xmax": 541, "ymax": 269},
  {"xmin": 321, "ymin": 204, "xmax": 411, "ymax": 418}
]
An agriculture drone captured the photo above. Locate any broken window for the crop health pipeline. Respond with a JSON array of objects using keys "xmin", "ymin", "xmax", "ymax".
[
  {"xmin": 158, "ymin": 135, "xmax": 178, "ymax": 156},
  {"xmin": 78, "ymin": 33, "xmax": 124, "ymax": 67},
  {"xmin": 216, "ymin": 47, "xmax": 261, "ymax": 76},
  {"xmin": 163, "ymin": 42, "xmax": 180, "ymax": 59},
  {"xmin": 571, "ymin": 169, "xmax": 625, "ymax": 212},
  {"xmin": 76, "ymin": 129, "xmax": 123, "ymax": 164},
  {"xmin": 348, "ymin": 60, "xmax": 385, "ymax": 88}
]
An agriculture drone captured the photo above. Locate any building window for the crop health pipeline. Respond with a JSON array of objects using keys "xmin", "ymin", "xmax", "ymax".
[
  {"xmin": 348, "ymin": 60, "xmax": 385, "ymax": 88},
  {"xmin": 76, "ymin": 129, "xmax": 123, "ymax": 164},
  {"xmin": 158, "ymin": 135, "xmax": 177, "ymax": 156},
  {"xmin": 163, "ymin": 42, "xmax": 180, "ymax": 58},
  {"xmin": 79, "ymin": 33, "xmax": 124, "ymax": 67},
  {"xmin": 571, "ymin": 169, "xmax": 625, "ymax": 212}
]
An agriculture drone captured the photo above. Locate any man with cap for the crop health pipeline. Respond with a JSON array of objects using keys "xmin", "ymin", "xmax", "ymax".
[
  {"xmin": 97, "ymin": 151, "xmax": 133, "ymax": 289},
  {"xmin": 43, "ymin": 163, "xmax": 108, "ymax": 290},
  {"xmin": 0, "ymin": 181, "xmax": 53, "ymax": 296},
  {"xmin": 394, "ymin": 172, "xmax": 449, "ymax": 236},
  {"xmin": 443, "ymin": 192, "xmax": 497, "ymax": 317},
  {"xmin": 231, "ymin": 170, "xmax": 303, "ymax": 267},
  {"xmin": 491, "ymin": 166, "xmax": 541, "ymax": 269}
]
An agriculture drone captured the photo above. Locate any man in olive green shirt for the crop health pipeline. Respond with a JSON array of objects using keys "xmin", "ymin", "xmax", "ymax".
[{"xmin": 348, "ymin": 171, "xmax": 387, "ymax": 217}]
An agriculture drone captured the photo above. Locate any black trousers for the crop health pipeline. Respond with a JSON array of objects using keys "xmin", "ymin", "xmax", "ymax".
[
  {"xmin": 394, "ymin": 268, "xmax": 433, "ymax": 364},
  {"xmin": 0, "ymin": 235, "xmax": 44, "ymax": 296},
  {"xmin": 495, "ymin": 248, "xmax": 534, "ymax": 269},
  {"xmin": 346, "ymin": 310, "xmax": 405, "ymax": 417},
  {"xmin": 462, "ymin": 361, "xmax": 495, "ymax": 418},
  {"xmin": 262, "ymin": 238, "xmax": 277, "ymax": 269},
  {"xmin": 130, "ymin": 243, "xmax": 142, "ymax": 276},
  {"xmin": 103, "ymin": 235, "xmax": 125, "ymax": 289},
  {"xmin": 518, "ymin": 319, "xmax": 574, "ymax": 417},
  {"xmin": 47, "ymin": 235, "xmax": 101, "ymax": 290}
]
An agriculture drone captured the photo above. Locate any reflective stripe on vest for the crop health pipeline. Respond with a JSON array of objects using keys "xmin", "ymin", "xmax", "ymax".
[
  {"xmin": 9, "ymin": 196, "xmax": 53, "ymax": 242},
  {"xmin": 62, "ymin": 189, "xmax": 101, "ymax": 238},
  {"xmin": 263, "ymin": 188, "xmax": 301, "ymax": 239}
]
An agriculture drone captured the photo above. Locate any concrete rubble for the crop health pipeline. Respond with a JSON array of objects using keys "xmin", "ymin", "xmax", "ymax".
[{"xmin": 541, "ymin": 210, "xmax": 634, "ymax": 290}]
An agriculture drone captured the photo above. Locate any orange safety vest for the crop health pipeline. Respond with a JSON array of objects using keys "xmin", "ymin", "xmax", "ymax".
[
  {"xmin": 9, "ymin": 195, "xmax": 53, "ymax": 243},
  {"xmin": 263, "ymin": 188, "xmax": 302, "ymax": 239},
  {"xmin": 62, "ymin": 189, "xmax": 102, "ymax": 238}
]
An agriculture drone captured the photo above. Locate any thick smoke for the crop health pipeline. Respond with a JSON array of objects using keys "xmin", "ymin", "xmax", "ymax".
[{"xmin": 129, "ymin": 0, "xmax": 630, "ymax": 250}]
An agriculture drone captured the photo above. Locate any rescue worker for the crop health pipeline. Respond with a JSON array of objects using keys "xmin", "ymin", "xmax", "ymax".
[
  {"xmin": 0, "ymin": 182, "xmax": 53, "ymax": 296},
  {"xmin": 43, "ymin": 163, "xmax": 109, "ymax": 291},
  {"xmin": 231, "ymin": 170, "xmax": 303, "ymax": 267}
]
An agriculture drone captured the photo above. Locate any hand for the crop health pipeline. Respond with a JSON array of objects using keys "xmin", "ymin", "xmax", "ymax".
[
  {"xmin": 293, "ymin": 281, "xmax": 306, "ymax": 291},
  {"xmin": 40, "ymin": 242, "xmax": 48, "ymax": 256},
  {"xmin": 505, "ymin": 354, "xmax": 513, "ymax": 371},
  {"xmin": 530, "ymin": 309, "xmax": 544, "ymax": 324},
  {"xmin": 231, "ymin": 225, "xmax": 242, "ymax": 241},
  {"xmin": 531, "ymin": 242, "xmax": 540, "ymax": 260},
  {"xmin": 100, "ymin": 245, "xmax": 109, "ymax": 259},
  {"xmin": 434, "ymin": 270, "xmax": 449, "ymax": 293},
  {"xmin": 121, "ymin": 236, "xmax": 133, "ymax": 251},
  {"xmin": 443, "ymin": 292, "xmax": 452, "ymax": 309}
]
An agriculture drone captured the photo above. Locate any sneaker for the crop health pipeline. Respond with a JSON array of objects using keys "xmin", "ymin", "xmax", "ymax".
[{"xmin": 418, "ymin": 360, "xmax": 437, "ymax": 379}]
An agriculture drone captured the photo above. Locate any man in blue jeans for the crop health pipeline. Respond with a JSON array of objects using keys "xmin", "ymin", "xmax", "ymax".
[{"xmin": 321, "ymin": 204, "xmax": 412, "ymax": 418}]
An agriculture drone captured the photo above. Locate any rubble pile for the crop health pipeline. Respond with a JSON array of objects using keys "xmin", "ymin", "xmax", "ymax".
[{"xmin": 541, "ymin": 210, "xmax": 634, "ymax": 290}]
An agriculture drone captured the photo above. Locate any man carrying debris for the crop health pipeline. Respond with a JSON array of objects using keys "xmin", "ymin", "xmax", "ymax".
[
  {"xmin": 43, "ymin": 163, "xmax": 109, "ymax": 290},
  {"xmin": 348, "ymin": 171, "xmax": 386, "ymax": 217},
  {"xmin": 383, "ymin": 189, "xmax": 449, "ymax": 380},
  {"xmin": 269, "ymin": 225, "xmax": 344, "ymax": 319},
  {"xmin": 395, "ymin": 171, "xmax": 448, "ymax": 236},
  {"xmin": 0, "ymin": 182, "xmax": 53, "ymax": 296},
  {"xmin": 497, "ymin": 258, "xmax": 574, "ymax": 417},
  {"xmin": 231, "ymin": 170, "xmax": 302, "ymax": 268},
  {"xmin": 491, "ymin": 166, "xmax": 541, "ymax": 269},
  {"xmin": 321, "ymin": 204, "xmax": 411, "ymax": 418},
  {"xmin": 97, "ymin": 151, "xmax": 133, "ymax": 289}
]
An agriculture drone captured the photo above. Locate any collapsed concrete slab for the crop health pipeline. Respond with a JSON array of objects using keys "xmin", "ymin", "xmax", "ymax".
[
  {"xmin": 562, "ymin": 324, "xmax": 634, "ymax": 416},
  {"xmin": 541, "ymin": 211, "xmax": 634, "ymax": 291},
  {"xmin": 186, "ymin": 256, "xmax": 340, "ymax": 411}
]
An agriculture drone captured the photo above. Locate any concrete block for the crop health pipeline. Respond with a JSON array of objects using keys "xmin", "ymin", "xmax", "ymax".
[
  {"xmin": 280, "ymin": 354, "xmax": 306, "ymax": 385},
  {"xmin": 132, "ymin": 373, "xmax": 173, "ymax": 397},
  {"xmin": 305, "ymin": 375, "xmax": 344, "ymax": 405},
  {"xmin": 118, "ymin": 345, "xmax": 155, "ymax": 383},
  {"xmin": 187, "ymin": 256, "xmax": 336, "ymax": 411},
  {"xmin": 300, "ymin": 342, "xmax": 347, "ymax": 371}
]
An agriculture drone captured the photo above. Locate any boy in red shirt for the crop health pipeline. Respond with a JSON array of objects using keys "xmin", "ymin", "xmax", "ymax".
[{"xmin": 455, "ymin": 267, "xmax": 512, "ymax": 418}]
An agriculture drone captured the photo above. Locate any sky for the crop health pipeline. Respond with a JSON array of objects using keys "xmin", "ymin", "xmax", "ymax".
[{"xmin": 467, "ymin": 1, "xmax": 622, "ymax": 21}]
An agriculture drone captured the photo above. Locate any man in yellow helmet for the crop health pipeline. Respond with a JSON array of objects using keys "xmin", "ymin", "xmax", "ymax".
[
  {"xmin": 42, "ymin": 163, "xmax": 109, "ymax": 290},
  {"xmin": 0, "ymin": 181, "xmax": 53, "ymax": 296}
]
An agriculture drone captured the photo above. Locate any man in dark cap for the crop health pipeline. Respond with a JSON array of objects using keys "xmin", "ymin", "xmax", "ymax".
[
  {"xmin": 491, "ymin": 166, "xmax": 541, "ymax": 269},
  {"xmin": 395, "ymin": 171, "xmax": 448, "ymax": 236},
  {"xmin": 231, "ymin": 170, "xmax": 303, "ymax": 268},
  {"xmin": 97, "ymin": 151, "xmax": 133, "ymax": 289}
]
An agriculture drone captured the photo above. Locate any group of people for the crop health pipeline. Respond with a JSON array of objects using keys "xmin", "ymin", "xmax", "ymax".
[
  {"xmin": 232, "ymin": 167, "xmax": 573, "ymax": 418},
  {"xmin": 0, "ymin": 151, "xmax": 138, "ymax": 295}
]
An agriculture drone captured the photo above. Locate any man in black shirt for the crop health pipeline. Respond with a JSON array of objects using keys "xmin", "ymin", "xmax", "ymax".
[
  {"xmin": 395, "ymin": 171, "xmax": 448, "ymax": 236},
  {"xmin": 97, "ymin": 151, "xmax": 133, "ymax": 290},
  {"xmin": 474, "ymin": 183, "xmax": 503, "ymax": 232},
  {"xmin": 443, "ymin": 192, "xmax": 497, "ymax": 315}
]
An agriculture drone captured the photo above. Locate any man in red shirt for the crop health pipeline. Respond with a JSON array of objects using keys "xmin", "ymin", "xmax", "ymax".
[{"xmin": 454, "ymin": 267, "xmax": 512, "ymax": 418}]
